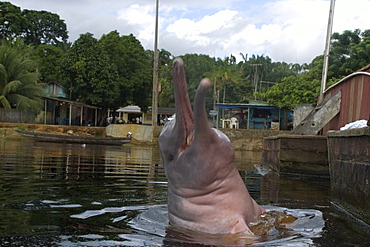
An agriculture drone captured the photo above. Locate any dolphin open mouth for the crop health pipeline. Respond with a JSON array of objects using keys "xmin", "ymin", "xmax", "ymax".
[{"xmin": 172, "ymin": 58, "xmax": 195, "ymax": 151}]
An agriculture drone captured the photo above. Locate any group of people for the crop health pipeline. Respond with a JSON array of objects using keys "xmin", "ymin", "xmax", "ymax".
[
  {"xmin": 73, "ymin": 115, "xmax": 91, "ymax": 126},
  {"xmin": 107, "ymin": 116, "xmax": 142, "ymax": 125}
]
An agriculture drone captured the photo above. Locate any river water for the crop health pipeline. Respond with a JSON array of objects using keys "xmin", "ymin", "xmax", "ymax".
[{"xmin": 0, "ymin": 140, "xmax": 369, "ymax": 246}]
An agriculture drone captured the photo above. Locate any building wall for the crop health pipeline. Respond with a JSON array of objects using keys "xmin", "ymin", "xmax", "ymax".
[{"xmin": 323, "ymin": 72, "xmax": 370, "ymax": 134}]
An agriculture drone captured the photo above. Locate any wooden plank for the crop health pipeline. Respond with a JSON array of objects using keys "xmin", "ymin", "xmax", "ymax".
[
  {"xmin": 355, "ymin": 77, "xmax": 363, "ymax": 119},
  {"xmin": 280, "ymin": 149, "xmax": 328, "ymax": 164},
  {"xmin": 280, "ymin": 137, "xmax": 327, "ymax": 152},
  {"xmin": 279, "ymin": 161, "xmax": 329, "ymax": 176},
  {"xmin": 349, "ymin": 81, "xmax": 355, "ymax": 121},
  {"xmin": 291, "ymin": 90, "xmax": 341, "ymax": 135}
]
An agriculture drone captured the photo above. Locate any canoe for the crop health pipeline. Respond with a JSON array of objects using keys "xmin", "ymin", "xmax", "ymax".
[{"xmin": 15, "ymin": 130, "xmax": 131, "ymax": 146}]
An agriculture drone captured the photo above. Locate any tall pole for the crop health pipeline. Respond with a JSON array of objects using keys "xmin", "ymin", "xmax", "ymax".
[
  {"xmin": 319, "ymin": 0, "xmax": 335, "ymax": 104},
  {"xmin": 151, "ymin": 0, "xmax": 159, "ymax": 126},
  {"xmin": 250, "ymin": 64, "xmax": 262, "ymax": 100}
]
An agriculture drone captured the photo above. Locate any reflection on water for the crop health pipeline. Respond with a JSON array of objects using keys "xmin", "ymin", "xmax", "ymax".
[{"xmin": 0, "ymin": 140, "xmax": 369, "ymax": 246}]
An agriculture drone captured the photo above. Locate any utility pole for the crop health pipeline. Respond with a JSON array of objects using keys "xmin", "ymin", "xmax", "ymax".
[
  {"xmin": 213, "ymin": 77, "xmax": 217, "ymax": 110},
  {"xmin": 151, "ymin": 0, "xmax": 159, "ymax": 126},
  {"xmin": 319, "ymin": 0, "xmax": 335, "ymax": 104},
  {"xmin": 250, "ymin": 64, "xmax": 262, "ymax": 100}
]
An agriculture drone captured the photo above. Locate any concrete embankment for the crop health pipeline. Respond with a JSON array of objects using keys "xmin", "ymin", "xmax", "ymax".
[
  {"xmin": 1, "ymin": 123, "xmax": 288, "ymax": 151},
  {"xmin": 106, "ymin": 124, "xmax": 288, "ymax": 150}
]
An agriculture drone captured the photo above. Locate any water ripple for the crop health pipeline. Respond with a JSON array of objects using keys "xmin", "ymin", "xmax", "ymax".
[{"xmin": 71, "ymin": 205, "xmax": 151, "ymax": 219}]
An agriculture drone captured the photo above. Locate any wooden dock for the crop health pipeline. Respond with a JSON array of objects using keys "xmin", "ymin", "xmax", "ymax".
[
  {"xmin": 262, "ymin": 135, "xmax": 328, "ymax": 176},
  {"xmin": 327, "ymin": 127, "xmax": 370, "ymax": 225}
]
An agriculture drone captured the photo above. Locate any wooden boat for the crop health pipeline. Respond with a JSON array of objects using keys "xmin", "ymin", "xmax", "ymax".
[{"xmin": 15, "ymin": 130, "xmax": 131, "ymax": 146}]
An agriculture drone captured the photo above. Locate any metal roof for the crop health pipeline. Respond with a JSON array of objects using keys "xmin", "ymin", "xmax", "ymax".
[
  {"xmin": 117, "ymin": 105, "xmax": 141, "ymax": 113},
  {"xmin": 44, "ymin": 97, "xmax": 100, "ymax": 109},
  {"xmin": 216, "ymin": 103, "xmax": 278, "ymax": 110},
  {"xmin": 117, "ymin": 106, "xmax": 176, "ymax": 114}
]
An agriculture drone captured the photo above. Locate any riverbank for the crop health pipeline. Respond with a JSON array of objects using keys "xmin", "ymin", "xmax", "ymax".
[
  {"xmin": 0, "ymin": 123, "xmax": 106, "ymax": 140},
  {"xmin": 106, "ymin": 124, "xmax": 288, "ymax": 150},
  {"xmin": 0, "ymin": 123, "xmax": 288, "ymax": 150}
]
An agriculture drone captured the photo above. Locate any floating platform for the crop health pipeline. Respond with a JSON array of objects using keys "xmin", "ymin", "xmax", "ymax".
[
  {"xmin": 262, "ymin": 135, "xmax": 328, "ymax": 176},
  {"xmin": 327, "ymin": 127, "xmax": 370, "ymax": 225}
]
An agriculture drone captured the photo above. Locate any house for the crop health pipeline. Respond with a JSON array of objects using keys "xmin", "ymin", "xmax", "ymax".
[
  {"xmin": 42, "ymin": 82, "xmax": 99, "ymax": 126},
  {"xmin": 44, "ymin": 82, "xmax": 67, "ymax": 98},
  {"xmin": 216, "ymin": 100, "xmax": 292, "ymax": 130}
]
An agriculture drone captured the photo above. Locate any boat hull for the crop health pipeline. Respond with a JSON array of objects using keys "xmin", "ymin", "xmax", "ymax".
[{"xmin": 15, "ymin": 130, "xmax": 131, "ymax": 146}]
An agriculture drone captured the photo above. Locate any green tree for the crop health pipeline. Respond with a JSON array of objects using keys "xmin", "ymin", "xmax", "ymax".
[
  {"xmin": 256, "ymin": 29, "xmax": 370, "ymax": 108},
  {"xmin": 156, "ymin": 49, "xmax": 174, "ymax": 107},
  {"xmin": 99, "ymin": 31, "xmax": 152, "ymax": 111},
  {"xmin": 204, "ymin": 55, "xmax": 243, "ymax": 105},
  {"xmin": 258, "ymin": 74, "xmax": 321, "ymax": 108},
  {"xmin": 346, "ymin": 29, "xmax": 370, "ymax": 70},
  {"xmin": 0, "ymin": 39, "xmax": 45, "ymax": 112},
  {"xmin": 61, "ymin": 33, "xmax": 119, "ymax": 124},
  {"xmin": 21, "ymin": 9, "xmax": 68, "ymax": 46},
  {"xmin": 0, "ymin": 2, "xmax": 68, "ymax": 46},
  {"xmin": 308, "ymin": 29, "xmax": 370, "ymax": 80},
  {"xmin": 238, "ymin": 54, "xmax": 301, "ymax": 101},
  {"xmin": 181, "ymin": 54, "xmax": 216, "ymax": 104},
  {"xmin": 0, "ymin": 2, "xmax": 26, "ymax": 40},
  {"xmin": 32, "ymin": 44, "xmax": 67, "ymax": 85}
]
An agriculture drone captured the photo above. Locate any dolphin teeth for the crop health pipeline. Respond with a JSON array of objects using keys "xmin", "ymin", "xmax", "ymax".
[{"xmin": 186, "ymin": 131, "xmax": 194, "ymax": 146}]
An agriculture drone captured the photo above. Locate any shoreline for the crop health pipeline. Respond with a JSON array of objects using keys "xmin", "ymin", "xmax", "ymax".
[{"xmin": 0, "ymin": 122, "xmax": 289, "ymax": 151}]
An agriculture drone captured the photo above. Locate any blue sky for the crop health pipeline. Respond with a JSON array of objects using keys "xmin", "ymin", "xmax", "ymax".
[{"xmin": 8, "ymin": 0, "xmax": 370, "ymax": 64}]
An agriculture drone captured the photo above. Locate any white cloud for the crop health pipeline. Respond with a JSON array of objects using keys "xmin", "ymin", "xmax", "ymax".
[
  {"xmin": 118, "ymin": 4, "xmax": 153, "ymax": 25},
  {"xmin": 7, "ymin": 0, "xmax": 370, "ymax": 64},
  {"xmin": 117, "ymin": 4, "xmax": 156, "ymax": 41},
  {"xmin": 165, "ymin": 10, "xmax": 240, "ymax": 48}
]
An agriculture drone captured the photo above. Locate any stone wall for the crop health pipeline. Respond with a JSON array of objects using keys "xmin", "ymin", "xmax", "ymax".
[
  {"xmin": 1, "ymin": 122, "xmax": 288, "ymax": 151},
  {"xmin": 106, "ymin": 124, "xmax": 288, "ymax": 149},
  {"xmin": 106, "ymin": 124, "xmax": 160, "ymax": 144},
  {"xmin": 220, "ymin": 129, "xmax": 288, "ymax": 151}
]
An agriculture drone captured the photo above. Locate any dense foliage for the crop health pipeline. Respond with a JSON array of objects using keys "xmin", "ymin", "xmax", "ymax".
[
  {"xmin": 0, "ymin": 2, "xmax": 68, "ymax": 46},
  {"xmin": 61, "ymin": 33, "xmax": 120, "ymax": 124},
  {"xmin": 1, "ymin": 2, "xmax": 370, "ymax": 124},
  {"xmin": 0, "ymin": 40, "xmax": 45, "ymax": 113},
  {"xmin": 32, "ymin": 44, "xmax": 68, "ymax": 85},
  {"xmin": 258, "ymin": 29, "xmax": 370, "ymax": 107},
  {"xmin": 99, "ymin": 31, "xmax": 152, "ymax": 112}
]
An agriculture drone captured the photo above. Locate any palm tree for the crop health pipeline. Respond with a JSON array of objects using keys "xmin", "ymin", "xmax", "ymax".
[
  {"xmin": 0, "ymin": 40, "xmax": 45, "ymax": 113},
  {"xmin": 204, "ymin": 56, "xmax": 242, "ymax": 107}
]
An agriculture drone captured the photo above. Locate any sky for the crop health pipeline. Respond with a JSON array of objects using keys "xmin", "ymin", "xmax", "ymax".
[{"xmin": 7, "ymin": 0, "xmax": 370, "ymax": 64}]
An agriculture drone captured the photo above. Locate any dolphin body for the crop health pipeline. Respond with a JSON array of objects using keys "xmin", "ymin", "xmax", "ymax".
[{"xmin": 159, "ymin": 58, "xmax": 266, "ymax": 236}]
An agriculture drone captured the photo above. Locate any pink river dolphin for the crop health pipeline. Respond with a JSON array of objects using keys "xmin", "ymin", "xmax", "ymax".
[{"xmin": 159, "ymin": 58, "xmax": 266, "ymax": 237}]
